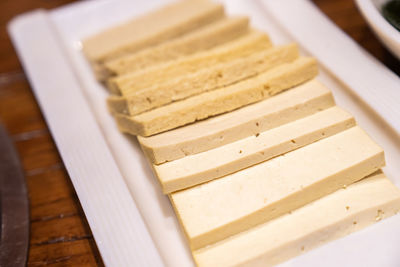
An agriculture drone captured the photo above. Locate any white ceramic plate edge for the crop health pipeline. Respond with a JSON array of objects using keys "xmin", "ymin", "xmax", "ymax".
[
  {"xmin": 355, "ymin": 0, "xmax": 400, "ymax": 59},
  {"xmin": 7, "ymin": 10, "xmax": 164, "ymax": 267}
]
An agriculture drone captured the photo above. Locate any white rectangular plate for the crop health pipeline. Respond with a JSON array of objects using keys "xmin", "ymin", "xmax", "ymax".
[{"xmin": 8, "ymin": 0, "xmax": 400, "ymax": 266}]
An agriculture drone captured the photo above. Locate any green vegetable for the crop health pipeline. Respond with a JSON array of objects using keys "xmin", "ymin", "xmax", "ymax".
[{"xmin": 382, "ymin": 0, "xmax": 400, "ymax": 31}]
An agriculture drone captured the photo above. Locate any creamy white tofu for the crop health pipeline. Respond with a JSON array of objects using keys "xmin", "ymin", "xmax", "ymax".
[
  {"xmin": 170, "ymin": 126, "xmax": 385, "ymax": 249},
  {"xmin": 193, "ymin": 171, "xmax": 400, "ymax": 267},
  {"xmin": 108, "ymin": 43, "xmax": 299, "ymax": 115},
  {"xmin": 83, "ymin": 0, "xmax": 224, "ymax": 64},
  {"xmin": 107, "ymin": 30, "xmax": 271, "ymax": 94},
  {"xmin": 155, "ymin": 106, "xmax": 356, "ymax": 193},
  {"xmin": 116, "ymin": 57, "xmax": 318, "ymax": 136},
  {"xmin": 139, "ymin": 79, "xmax": 335, "ymax": 164},
  {"xmin": 104, "ymin": 16, "xmax": 249, "ymax": 76}
]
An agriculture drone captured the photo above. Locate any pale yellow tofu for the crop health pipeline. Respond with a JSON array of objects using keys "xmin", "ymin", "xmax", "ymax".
[
  {"xmin": 108, "ymin": 43, "xmax": 299, "ymax": 115},
  {"xmin": 193, "ymin": 171, "xmax": 400, "ymax": 267},
  {"xmin": 83, "ymin": 0, "xmax": 224, "ymax": 64},
  {"xmin": 155, "ymin": 106, "xmax": 356, "ymax": 193},
  {"xmin": 116, "ymin": 57, "xmax": 318, "ymax": 136},
  {"xmin": 138, "ymin": 79, "xmax": 335, "ymax": 164},
  {"xmin": 170, "ymin": 126, "xmax": 385, "ymax": 249},
  {"xmin": 107, "ymin": 30, "xmax": 272, "ymax": 94},
  {"xmin": 104, "ymin": 16, "xmax": 249, "ymax": 76}
]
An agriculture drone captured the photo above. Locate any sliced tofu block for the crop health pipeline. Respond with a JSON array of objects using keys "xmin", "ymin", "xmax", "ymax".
[
  {"xmin": 170, "ymin": 126, "xmax": 385, "ymax": 249},
  {"xmin": 193, "ymin": 171, "xmax": 400, "ymax": 267},
  {"xmin": 116, "ymin": 57, "xmax": 318, "ymax": 136},
  {"xmin": 104, "ymin": 16, "xmax": 249, "ymax": 76},
  {"xmin": 107, "ymin": 30, "xmax": 272, "ymax": 94},
  {"xmin": 155, "ymin": 106, "xmax": 356, "ymax": 193},
  {"xmin": 83, "ymin": 0, "xmax": 224, "ymax": 64},
  {"xmin": 138, "ymin": 79, "xmax": 335, "ymax": 164},
  {"xmin": 108, "ymin": 44, "xmax": 299, "ymax": 116}
]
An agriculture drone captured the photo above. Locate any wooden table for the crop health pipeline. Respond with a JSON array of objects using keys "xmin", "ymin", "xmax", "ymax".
[{"xmin": 0, "ymin": 0, "xmax": 398, "ymax": 266}]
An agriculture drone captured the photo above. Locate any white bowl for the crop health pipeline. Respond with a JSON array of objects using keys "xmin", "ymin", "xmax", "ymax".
[{"xmin": 355, "ymin": 0, "xmax": 400, "ymax": 60}]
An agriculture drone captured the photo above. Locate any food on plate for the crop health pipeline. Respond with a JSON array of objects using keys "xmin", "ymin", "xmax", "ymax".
[
  {"xmin": 193, "ymin": 171, "xmax": 400, "ymax": 267},
  {"xmin": 154, "ymin": 106, "xmax": 355, "ymax": 193},
  {"xmin": 170, "ymin": 126, "xmax": 384, "ymax": 249},
  {"xmin": 107, "ymin": 43, "xmax": 299, "ymax": 115},
  {"xmin": 83, "ymin": 0, "xmax": 224, "ymax": 79},
  {"xmin": 138, "ymin": 79, "xmax": 335, "ymax": 164},
  {"xmin": 83, "ymin": 0, "xmax": 400, "ymax": 265},
  {"xmin": 103, "ymin": 16, "xmax": 249, "ymax": 77},
  {"xmin": 115, "ymin": 57, "xmax": 318, "ymax": 136},
  {"xmin": 107, "ymin": 30, "xmax": 271, "ymax": 94}
]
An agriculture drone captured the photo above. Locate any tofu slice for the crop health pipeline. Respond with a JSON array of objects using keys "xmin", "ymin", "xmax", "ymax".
[
  {"xmin": 116, "ymin": 57, "xmax": 318, "ymax": 136},
  {"xmin": 170, "ymin": 126, "xmax": 385, "ymax": 249},
  {"xmin": 108, "ymin": 43, "xmax": 299, "ymax": 115},
  {"xmin": 83, "ymin": 0, "xmax": 224, "ymax": 64},
  {"xmin": 104, "ymin": 16, "xmax": 249, "ymax": 76},
  {"xmin": 155, "ymin": 106, "xmax": 356, "ymax": 193},
  {"xmin": 193, "ymin": 171, "xmax": 400, "ymax": 267},
  {"xmin": 138, "ymin": 79, "xmax": 335, "ymax": 164},
  {"xmin": 107, "ymin": 30, "xmax": 272, "ymax": 94}
]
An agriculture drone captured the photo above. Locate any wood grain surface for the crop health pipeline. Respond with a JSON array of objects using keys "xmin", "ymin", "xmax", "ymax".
[{"xmin": 0, "ymin": 0, "xmax": 398, "ymax": 266}]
